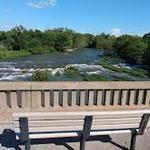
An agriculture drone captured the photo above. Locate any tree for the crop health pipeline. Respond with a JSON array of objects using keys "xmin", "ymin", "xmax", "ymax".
[
  {"xmin": 0, "ymin": 25, "xmax": 148, "ymax": 66},
  {"xmin": 143, "ymin": 33, "xmax": 150, "ymax": 46},
  {"xmin": 113, "ymin": 35, "xmax": 147, "ymax": 63},
  {"xmin": 84, "ymin": 34, "xmax": 95, "ymax": 48},
  {"xmin": 73, "ymin": 33, "xmax": 88, "ymax": 48},
  {"xmin": 54, "ymin": 32, "xmax": 70, "ymax": 52},
  {"xmin": 94, "ymin": 33, "xmax": 116, "ymax": 51},
  {"xmin": 10, "ymin": 26, "xmax": 28, "ymax": 50},
  {"xmin": 143, "ymin": 47, "xmax": 150, "ymax": 65},
  {"xmin": 0, "ymin": 32, "xmax": 14, "ymax": 50},
  {"xmin": 143, "ymin": 33, "xmax": 150, "ymax": 65}
]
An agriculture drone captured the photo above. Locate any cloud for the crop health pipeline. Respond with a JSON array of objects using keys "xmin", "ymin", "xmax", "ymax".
[
  {"xmin": 3, "ymin": 9, "xmax": 10, "ymax": 13},
  {"xmin": 28, "ymin": 0, "xmax": 56, "ymax": 8},
  {"xmin": 110, "ymin": 28, "xmax": 121, "ymax": 37},
  {"xmin": 0, "ymin": 8, "xmax": 10, "ymax": 13},
  {"xmin": 0, "ymin": 24, "xmax": 13, "ymax": 31}
]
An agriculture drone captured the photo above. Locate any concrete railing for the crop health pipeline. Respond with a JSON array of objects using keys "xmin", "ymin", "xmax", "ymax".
[{"xmin": 0, "ymin": 82, "xmax": 150, "ymax": 122}]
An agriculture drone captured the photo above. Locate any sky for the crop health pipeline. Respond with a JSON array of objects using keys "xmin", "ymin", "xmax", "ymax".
[{"xmin": 0, "ymin": 0, "xmax": 150, "ymax": 36}]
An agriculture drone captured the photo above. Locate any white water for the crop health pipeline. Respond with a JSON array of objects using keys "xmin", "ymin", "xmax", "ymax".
[{"xmin": 0, "ymin": 64, "xmax": 110, "ymax": 81}]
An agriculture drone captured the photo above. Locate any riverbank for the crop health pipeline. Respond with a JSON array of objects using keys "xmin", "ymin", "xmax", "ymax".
[
  {"xmin": 0, "ymin": 48, "xmax": 76, "ymax": 60},
  {"xmin": 0, "ymin": 50, "xmax": 31, "ymax": 60},
  {"xmin": 100, "ymin": 56, "xmax": 150, "ymax": 78}
]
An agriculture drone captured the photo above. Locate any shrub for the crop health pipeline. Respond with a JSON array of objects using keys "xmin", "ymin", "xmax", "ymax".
[
  {"xmin": 22, "ymin": 69, "xmax": 28, "ymax": 74},
  {"xmin": 31, "ymin": 70, "xmax": 51, "ymax": 81},
  {"xmin": 64, "ymin": 66, "xmax": 80, "ymax": 78},
  {"xmin": 29, "ymin": 46, "xmax": 56, "ymax": 55},
  {"xmin": 102, "ymin": 63, "xmax": 123, "ymax": 73},
  {"xmin": 114, "ymin": 76, "xmax": 131, "ymax": 81},
  {"xmin": 101, "ymin": 61, "xmax": 149, "ymax": 78},
  {"xmin": 122, "ymin": 68, "xmax": 149, "ymax": 78},
  {"xmin": 83, "ymin": 74, "xmax": 108, "ymax": 81},
  {"xmin": 0, "ymin": 44, "xmax": 7, "ymax": 51},
  {"xmin": 55, "ymin": 71, "xmax": 61, "ymax": 76}
]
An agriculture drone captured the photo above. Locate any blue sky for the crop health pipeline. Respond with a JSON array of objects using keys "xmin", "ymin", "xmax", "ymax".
[{"xmin": 0, "ymin": 0, "xmax": 150, "ymax": 35}]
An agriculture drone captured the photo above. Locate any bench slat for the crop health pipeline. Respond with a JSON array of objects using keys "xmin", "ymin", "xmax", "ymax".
[
  {"xmin": 15, "ymin": 123, "xmax": 140, "ymax": 133},
  {"xmin": 16, "ymin": 129, "xmax": 139, "ymax": 140},
  {"xmin": 14, "ymin": 118, "xmax": 141, "ymax": 128},
  {"xmin": 13, "ymin": 110, "xmax": 150, "ymax": 119},
  {"xmin": 13, "ymin": 113, "xmax": 145, "ymax": 121}
]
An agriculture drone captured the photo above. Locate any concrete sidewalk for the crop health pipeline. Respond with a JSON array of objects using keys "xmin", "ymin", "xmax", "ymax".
[{"xmin": 0, "ymin": 125, "xmax": 150, "ymax": 150}]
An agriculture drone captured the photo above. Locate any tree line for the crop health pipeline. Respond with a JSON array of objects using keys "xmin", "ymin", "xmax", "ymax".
[{"xmin": 0, "ymin": 25, "xmax": 150, "ymax": 66}]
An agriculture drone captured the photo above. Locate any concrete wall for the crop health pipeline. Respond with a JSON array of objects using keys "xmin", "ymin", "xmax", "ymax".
[{"xmin": 0, "ymin": 81, "xmax": 150, "ymax": 122}]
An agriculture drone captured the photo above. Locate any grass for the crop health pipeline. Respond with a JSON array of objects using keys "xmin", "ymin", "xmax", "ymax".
[
  {"xmin": 102, "ymin": 63, "xmax": 122, "ymax": 73},
  {"xmin": 31, "ymin": 70, "xmax": 51, "ymax": 81},
  {"xmin": 101, "ymin": 56, "xmax": 150, "ymax": 78},
  {"xmin": 83, "ymin": 74, "xmax": 108, "ymax": 81},
  {"xmin": 114, "ymin": 76, "xmax": 131, "ymax": 81},
  {"xmin": 64, "ymin": 66, "xmax": 80, "ymax": 78},
  {"xmin": 0, "ymin": 50, "xmax": 31, "ymax": 59},
  {"xmin": 122, "ymin": 68, "xmax": 149, "ymax": 78},
  {"xmin": 101, "ymin": 56, "xmax": 122, "ymax": 65},
  {"xmin": 0, "ymin": 50, "xmax": 31, "ymax": 60},
  {"xmin": 103, "ymin": 63, "xmax": 149, "ymax": 78},
  {"xmin": 0, "ymin": 46, "xmax": 57, "ymax": 60}
]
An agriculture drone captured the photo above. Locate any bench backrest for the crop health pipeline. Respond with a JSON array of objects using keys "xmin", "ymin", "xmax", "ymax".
[{"xmin": 13, "ymin": 110, "xmax": 150, "ymax": 136}]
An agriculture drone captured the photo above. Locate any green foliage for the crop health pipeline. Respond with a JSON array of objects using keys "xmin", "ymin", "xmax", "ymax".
[
  {"xmin": 55, "ymin": 71, "xmax": 61, "ymax": 76},
  {"xmin": 0, "ymin": 44, "xmax": 7, "ymax": 51},
  {"xmin": 102, "ymin": 60, "xmax": 149, "ymax": 78},
  {"xmin": 73, "ymin": 33, "xmax": 88, "ymax": 48},
  {"xmin": 143, "ymin": 33, "xmax": 150, "ymax": 66},
  {"xmin": 0, "ymin": 25, "xmax": 149, "ymax": 67},
  {"xmin": 31, "ymin": 70, "xmax": 51, "ymax": 81},
  {"xmin": 102, "ymin": 63, "xmax": 123, "ymax": 73},
  {"xmin": 114, "ymin": 76, "xmax": 131, "ymax": 81},
  {"xmin": 101, "ymin": 56, "xmax": 149, "ymax": 78},
  {"xmin": 0, "ymin": 50, "xmax": 31, "ymax": 59},
  {"xmin": 122, "ymin": 68, "xmax": 149, "ymax": 78},
  {"xmin": 64, "ymin": 66, "xmax": 80, "ymax": 78},
  {"xmin": 143, "ymin": 33, "xmax": 150, "ymax": 47},
  {"xmin": 29, "ymin": 46, "xmax": 56, "ymax": 55},
  {"xmin": 0, "ymin": 26, "xmax": 92, "ymax": 57},
  {"xmin": 94, "ymin": 33, "xmax": 116, "ymax": 51},
  {"xmin": 101, "ymin": 56, "xmax": 122, "ymax": 65},
  {"xmin": 143, "ymin": 47, "xmax": 150, "ymax": 65},
  {"xmin": 22, "ymin": 69, "xmax": 28, "ymax": 74},
  {"xmin": 113, "ymin": 35, "xmax": 147, "ymax": 63},
  {"xmin": 83, "ymin": 74, "xmax": 108, "ymax": 81}
]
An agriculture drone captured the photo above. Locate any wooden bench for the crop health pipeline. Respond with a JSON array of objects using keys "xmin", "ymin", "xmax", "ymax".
[{"xmin": 13, "ymin": 110, "xmax": 150, "ymax": 150}]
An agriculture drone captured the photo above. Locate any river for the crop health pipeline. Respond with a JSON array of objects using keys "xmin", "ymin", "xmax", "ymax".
[{"xmin": 0, "ymin": 48, "xmax": 149, "ymax": 81}]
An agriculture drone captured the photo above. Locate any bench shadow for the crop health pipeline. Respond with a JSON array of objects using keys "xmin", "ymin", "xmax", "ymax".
[
  {"xmin": 0, "ymin": 129, "xmax": 21, "ymax": 150},
  {"xmin": 0, "ymin": 129, "xmax": 129, "ymax": 150}
]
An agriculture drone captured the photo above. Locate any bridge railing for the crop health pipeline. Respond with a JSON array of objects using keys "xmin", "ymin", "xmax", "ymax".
[{"xmin": 0, "ymin": 82, "xmax": 150, "ymax": 122}]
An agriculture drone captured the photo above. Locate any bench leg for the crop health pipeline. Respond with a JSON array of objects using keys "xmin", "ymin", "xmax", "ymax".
[
  {"xmin": 19, "ymin": 117, "xmax": 30, "ymax": 150},
  {"xmin": 130, "ymin": 113, "xmax": 150, "ymax": 150},
  {"xmin": 80, "ymin": 116, "xmax": 93, "ymax": 150},
  {"xmin": 80, "ymin": 138, "xmax": 85, "ymax": 150},
  {"xmin": 25, "ymin": 140, "xmax": 31, "ymax": 150},
  {"xmin": 130, "ymin": 134, "xmax": 137, "ymax": 150}
]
